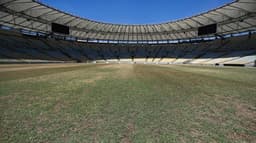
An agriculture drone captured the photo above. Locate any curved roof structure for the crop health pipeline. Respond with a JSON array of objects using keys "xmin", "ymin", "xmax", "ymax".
[{"xmin": 0, "ymin": 0, "xmax": 255, "ymax": 41}]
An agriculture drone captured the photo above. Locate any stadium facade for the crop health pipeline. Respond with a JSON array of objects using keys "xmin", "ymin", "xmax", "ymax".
[{"xmin": 0, "ymin": 0, "xmax": 256, "ymax": 66}]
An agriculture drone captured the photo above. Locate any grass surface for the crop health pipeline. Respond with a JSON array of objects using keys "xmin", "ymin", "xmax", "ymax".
[{"xmin": 0, "ymin": 64, "xmax": 256, "ymax": 143}]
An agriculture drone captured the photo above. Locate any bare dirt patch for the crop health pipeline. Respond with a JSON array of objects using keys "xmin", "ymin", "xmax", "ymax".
[
  {"xmin": 228, "ymin": 131, "xmax": 254, "ymax": 142},
  {"xmin": 108, "ymin": 64, "xmax": 135, "ymax": 79},
  {"xmin": 82, "ymin": 73, "xmax": 107, "ymax": 84},
  {"xmin": 235, "ymin": 103, "xmax": 256, "ymax": 121},
  {"xmin": 121, "ymin": 122, "xmax": 135, "ymax": 143},
  {"xmin": 96, "ymin": 64, "xmax": 135, "ymax": 79}
]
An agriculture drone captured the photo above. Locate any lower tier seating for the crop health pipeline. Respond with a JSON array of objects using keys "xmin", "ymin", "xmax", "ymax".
[{"xmin": 0, "ymin": 30, "xmax": 255, "ymax": 66}]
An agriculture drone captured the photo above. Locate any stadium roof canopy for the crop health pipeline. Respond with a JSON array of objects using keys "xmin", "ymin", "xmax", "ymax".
[{"xmin": 0, "ymin": 0, "xmax": 255, "ymax": 41}]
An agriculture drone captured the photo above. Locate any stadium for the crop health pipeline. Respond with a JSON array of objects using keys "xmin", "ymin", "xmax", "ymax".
[{"xmin": 0, "ymin": 0, "xmax": 256, "ymax": 142}]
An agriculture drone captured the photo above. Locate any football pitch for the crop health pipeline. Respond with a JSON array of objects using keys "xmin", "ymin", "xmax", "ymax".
[{"xmin": 0, "ymin": 64, "xmax": 255, "ymax": 142}]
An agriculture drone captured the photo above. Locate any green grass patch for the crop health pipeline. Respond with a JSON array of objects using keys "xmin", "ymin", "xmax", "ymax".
[{"xmin": 0, "ymin": 64, "xmax": 255, "ymax": 142}]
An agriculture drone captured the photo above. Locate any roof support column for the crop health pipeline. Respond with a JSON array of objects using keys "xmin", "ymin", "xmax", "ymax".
[{"xmin": 12, "ymin": 14, "xmax": 16, "ymax": 28}]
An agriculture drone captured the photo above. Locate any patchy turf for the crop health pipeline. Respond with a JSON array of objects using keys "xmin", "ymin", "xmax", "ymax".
[{"xmin": 0, "ymin": 64, "xmax": 255, "ymax": 143}]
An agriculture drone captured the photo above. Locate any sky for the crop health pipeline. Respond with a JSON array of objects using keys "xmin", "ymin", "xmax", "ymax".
[{"xmin": 39, "ymin": 0, "xmax": 233, "ymax": 25}]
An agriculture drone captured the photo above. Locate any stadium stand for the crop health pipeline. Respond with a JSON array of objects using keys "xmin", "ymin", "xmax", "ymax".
[
  {"xmin": 0, "ymin": 0, "xmax": 255, "ymax": 67},
  {"xmin": 0, "ymin": 28, "xmax": 255, "ymax": 66}
]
